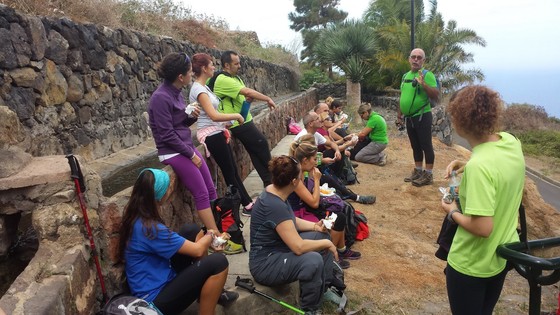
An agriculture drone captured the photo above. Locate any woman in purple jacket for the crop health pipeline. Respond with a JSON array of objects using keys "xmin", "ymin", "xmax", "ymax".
[{"xmin": 148, "ymin": 52, "xmax": 218, "ymax": 231}]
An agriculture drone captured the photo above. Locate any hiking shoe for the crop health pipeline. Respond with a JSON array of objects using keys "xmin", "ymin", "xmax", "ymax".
[
  {"xmin": 357, "ymin": 195, "xmax": 376, "ymax": 204},
  {"xmin": 241, "ymin": 202, "xmax": 254, "ymax": 217},
  {"xmin": 339, "ymin": 248, "xmax": 362, "ymax": 260},
  {"xmin": 377, "ymin": 153, "xmax": 387, "ymax": 166},
  {"xmin": 218, "ymin": 289, "xmax": 239, "ymax": 306},
  {"xmin": 223, "ymin": 240, "xmax": 243, "ymax": 255},
  {"xmin": 412, "ymin": 170, "xmax": 433, "ymax": 187},
  {"xmin": 337, "ymin": 258, "xmax": 350, "ymax": 269},
  {"xmin": 351, "ymin": 162, "xmax": 359, "ymax": 168},
  {"xmin": 404, "ymin": 168, "xmax": 422, "ymax": 182}
]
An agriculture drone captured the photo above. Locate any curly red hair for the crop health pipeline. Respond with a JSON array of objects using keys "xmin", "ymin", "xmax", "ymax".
[{"xmin": 447, "ymin": 85, "xmax": 504, "ymax": 139}]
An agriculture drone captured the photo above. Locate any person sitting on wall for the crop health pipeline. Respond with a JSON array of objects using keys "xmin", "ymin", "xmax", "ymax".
[
  {"xmin": 288, "ymin": 135, "xmax": 362, "ymax": 269},
  {"xmin": 117, "ymin": 168, "xmax": 238, "ymax": 315},
  {"xmin": 148, "ymin": 52, "xmax": 220, "ymax": 232},
  {"xmin": 249, "ymin": 156, "xmax": 341, "ymax": 315}
]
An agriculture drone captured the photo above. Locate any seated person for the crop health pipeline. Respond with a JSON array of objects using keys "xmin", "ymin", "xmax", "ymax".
[
  {"xmin": 351, "ymin": 103, "xmax": 388, "ymax": 166},
  {"xmin": 118, "ymin": 168, "xmax": 237, "ymax": 315},
  {"xmin": 330, "ymin": 99, "xmax": 350, "ymax": 137},
  {"xmin": 249, "ymin": 156, "xmax": 341, "ymax": 314},
  {"xmin": 288, "ymin": 136, "xmax": 362, "ymax": 269}
]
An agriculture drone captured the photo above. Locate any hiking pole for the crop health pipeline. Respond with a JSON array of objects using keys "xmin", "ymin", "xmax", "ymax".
[
  {"xmin": 66, "ymin": 154, "xmax": 108, "ymax": 304},
  {"xmin": 235, "ymin": 276, "xmax": 304, "ymax": 314}
]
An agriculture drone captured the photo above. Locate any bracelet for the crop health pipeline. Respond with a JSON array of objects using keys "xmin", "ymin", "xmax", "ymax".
[{"xmin": 447, "ymin": 209, "xmax": 462, "ymax": 224}]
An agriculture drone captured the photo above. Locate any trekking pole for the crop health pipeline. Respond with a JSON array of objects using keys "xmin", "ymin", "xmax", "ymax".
[
  {"xmin": 235, "ymin": 276, "xmax": 304, "ymax": 314},
  {"xmin": 66, "ymin": 154, "xmax": 108, "ymax": 304}
]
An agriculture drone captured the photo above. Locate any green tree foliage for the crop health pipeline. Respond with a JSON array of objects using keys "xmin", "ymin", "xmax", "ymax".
[
  {"xmin": 314, "ymin": 20, "xmax": 377, "ymax": 83},
  {"xmin": 364, "ymin": 0, "xmax": 486, "ymax": 93},
  {"xmin": 289, "ymin": 0, "xmax": 348, "ymax": 63}
]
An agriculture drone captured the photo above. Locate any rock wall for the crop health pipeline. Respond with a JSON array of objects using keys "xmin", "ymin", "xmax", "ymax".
[
  {"xmin": 0, "ymin": 88, "xmax": 318, "ymax": 314},
  {"xmin": 0, "ymin": 4, "xmax": 298, "ymax": 163}
]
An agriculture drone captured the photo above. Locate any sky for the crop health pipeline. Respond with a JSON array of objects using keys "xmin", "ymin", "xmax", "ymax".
[{"xmin": 183, "ymin": 0, "xmax": 560, "ymax": 118}]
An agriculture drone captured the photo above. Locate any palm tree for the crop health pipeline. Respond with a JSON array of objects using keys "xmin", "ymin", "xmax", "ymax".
[
  {"xmin": 364, "ymin": 0, "xmax": 486, "ymax": 94},
  {"xmin": 314, "ymin": 19, "xmax": 377, "ymax": 121}
]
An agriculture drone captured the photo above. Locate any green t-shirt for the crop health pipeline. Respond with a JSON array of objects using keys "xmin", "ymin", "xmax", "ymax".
[
  {"xmin": 366, "ymin": 112, "xmax": 388, "ymax": 144},
  {"xmin": 447, "ymin": 132, "xmax": 525, "ymax": 278},
  {"xmin": 212, "ymin": 73, "xmax": 252, "ymax": 128},
  {"xmin": 399, "ymin": 69, "xmax": 437, "ymax": 117}
]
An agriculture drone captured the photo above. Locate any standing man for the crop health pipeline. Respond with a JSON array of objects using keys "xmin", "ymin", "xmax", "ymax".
[
  {"xmin": 397, "ymin": 48, "xmax": 439, "ymax": 187},
  {"xmin": 211, "ymin": 50, "xmax": 276, "ymax": 201}
]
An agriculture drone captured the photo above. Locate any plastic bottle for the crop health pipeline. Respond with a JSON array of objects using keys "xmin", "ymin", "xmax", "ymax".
[
  {"xmin": 449, "ymin": 170, "xmax": 460, "ymax": 200},
  {"xmin": 240, "ymin": 100, "xmax": 251, "ymax": 120}
]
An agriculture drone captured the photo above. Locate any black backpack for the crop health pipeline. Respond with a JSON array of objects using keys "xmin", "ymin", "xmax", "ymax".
[
  {"xmin": 211, "ymin": 185, "xmax": 246, "ymax": 251},
  {"xmin": 333, "ymin": 156, "xmax": 358, "ymax": 186},
  {"xmin": 99, "ymin": 294, "xmax": 162, "ymax": 315}
]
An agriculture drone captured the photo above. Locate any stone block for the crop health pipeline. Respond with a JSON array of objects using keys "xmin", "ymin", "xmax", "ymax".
[
  {"xmin": 0, "ymin": 147, "xmax": 32, "ymax": 178},
  {"xmin": 0, "ymin": 155, "xmax": 69, "ymax": 190}
]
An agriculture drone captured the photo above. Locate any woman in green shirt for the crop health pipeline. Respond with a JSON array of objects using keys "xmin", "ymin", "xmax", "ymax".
[
  {"xmin": 442, "ymin": 86, "xmax": 525, "ymax": 315},
  {"xmin": 352, "ymin": 103, "xmax": 388, "ymax": 166}
]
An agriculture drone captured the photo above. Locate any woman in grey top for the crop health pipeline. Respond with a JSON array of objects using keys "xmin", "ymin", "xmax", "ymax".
[{"xmin": 189, "ymin": 53, "xmax": 255, "ymax": 216}]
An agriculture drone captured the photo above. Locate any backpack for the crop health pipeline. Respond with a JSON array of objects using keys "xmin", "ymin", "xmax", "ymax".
[
  {"xmin": 99, "ymin": 294, "xmax": 162, "ymax": 315},
  {"xmin": 286, "ymin": 116, "xmax": 302, "ymax": 135},
  {"xmin": 354, "ymin": 210, "xmax": 370, "ymax": 241},
  {"xmin": 211, "ymin": 185, "xmax": 246, "ymax": 251},
  {"xmin": 336, "ymin": 156, "xmax": 358, "ymax": 185}
]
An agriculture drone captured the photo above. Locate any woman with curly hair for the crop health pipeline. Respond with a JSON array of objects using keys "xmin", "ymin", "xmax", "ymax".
[{"xmin": 442, "ymin": 85, "xmax": 525, "ymax": 314}]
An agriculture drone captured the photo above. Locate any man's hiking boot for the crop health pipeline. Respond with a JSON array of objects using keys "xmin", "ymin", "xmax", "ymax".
[
  {"xmin": 218, "ymin": 289, "xmax": 239, "ymax": 306},
  {"xmin": 337, "ymin": 258, "xmax": 350, "ymax": 269},
  {"xmin": 404, "ymin": 168, "xmax": 422, "ymax": 182},
  {"xmin": 412, "ymin": 170, "xmax": 433, "ymax": 187},
  {"xmin": 357, "ymin": 195, "xmax": 376, "ymax": 205},
  {"xmin": 339, "ymin": 248, "xmax": 361, "ymax": 260},
  {"xmin": 223, "ymin": 240, "xmax": 243, "ymax": 255}
]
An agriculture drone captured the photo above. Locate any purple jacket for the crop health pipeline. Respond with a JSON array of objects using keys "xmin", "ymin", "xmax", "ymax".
[{"xmin": 148, "ymin": 81, "xmax": 197, "ymax": 158}]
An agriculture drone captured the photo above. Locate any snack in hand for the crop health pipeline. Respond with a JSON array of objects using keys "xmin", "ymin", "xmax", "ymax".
[
  {"xmin": 211, "ymin": 232, "xmax": 230, "ymax": 248},
  {"xmin": 323, "ymin": 212, "xmax": 337, "ymax": 230}
]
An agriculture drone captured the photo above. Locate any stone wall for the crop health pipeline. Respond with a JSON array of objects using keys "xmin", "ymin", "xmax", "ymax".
[
  {"xmin": 0, "ymin": 88, "xmax": 318, "ymax": 314},
  {"xmin": 0, "ymin": 4, "xmax": 298, "ymax": 163}
]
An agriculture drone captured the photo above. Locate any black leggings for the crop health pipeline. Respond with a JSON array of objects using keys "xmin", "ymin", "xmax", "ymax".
[
  {"xmin": 319, "ymin": 171, "xmax": 358, "ymax": 201},
  {"xmin": 205, "ymin": 131, "xmax": 252, "ymax": 206},
  {"xmin": 446, "ymin": 264, "xmax": 508, "ymax": 315},
  {"xmin": 153, "ymin": 224, "xmax": 229, "ymax": 315},
  {"xmin": 405, "ymin": 111, "xmax": 435, "ymax": 165},
  {"xmin": 230, "ymin": 121, "xmax": 272, "ymax": 187}
]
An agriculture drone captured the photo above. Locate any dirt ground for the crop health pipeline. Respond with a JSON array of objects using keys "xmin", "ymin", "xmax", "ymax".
[{"xmin": 339, "ymin": 108, "xmax": 560, "ymax": 314}]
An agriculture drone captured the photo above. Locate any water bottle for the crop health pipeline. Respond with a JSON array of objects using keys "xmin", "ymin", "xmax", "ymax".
[
  {"xmin": 449, "ymin": 170, "xmax": 460, "ymax": 201},
  {"xmin": 240, "ymin": 100, "xmax": 251, "ymax": 120}
]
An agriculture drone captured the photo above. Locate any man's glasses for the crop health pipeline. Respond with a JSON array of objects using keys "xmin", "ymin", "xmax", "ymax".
[{"xmin": 409, "ymin": 55, "xmax": 423, "ymax": 60}]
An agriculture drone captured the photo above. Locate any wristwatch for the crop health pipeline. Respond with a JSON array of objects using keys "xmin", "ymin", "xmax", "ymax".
[{"xmin": 447, "ymin": 209, "xmax": 462, "ymax": 224}]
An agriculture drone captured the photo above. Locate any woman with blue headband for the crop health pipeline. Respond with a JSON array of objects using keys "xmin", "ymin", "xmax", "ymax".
[{"xmin": 118, "ymin": 169, "xmax": 238, "ymax": 314}]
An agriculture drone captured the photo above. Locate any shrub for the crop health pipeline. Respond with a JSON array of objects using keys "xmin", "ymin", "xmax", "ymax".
[
  {"xmin": 299, "ymin": 68, "xmax": 332, "ymax": 90},
  {"xmin": 517, "ymin": 130, "xmax": 560, "ymax": 159}
]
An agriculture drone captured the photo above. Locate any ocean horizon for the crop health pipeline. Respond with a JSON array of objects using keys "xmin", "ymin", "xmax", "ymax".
[{"xmin": 480, "ymin": 68, "xmax": 559, "ymax": 119}]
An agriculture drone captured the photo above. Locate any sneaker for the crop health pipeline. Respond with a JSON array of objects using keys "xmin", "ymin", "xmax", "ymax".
[
  {"xmin": 412, "ymin": 170, "xmax": 433, "ymax": 187},
  {"xmin": 339, "ymin": 248, "xmax": 361, "ymax": 260},
  {"xmin": 218, "ymin": 289, "xmax": 239, "ymax": 306},
  {"xmin": 241, "ymin": 202, "xmax": 254, "ymax": 217},
  {"xmin": 223, "ymin": 240, "xmax": 243, "ymax": 255},
  {"xmin": 337, "ymin": 258, "xmax": 350, "ymax": 269},
  {"xmin": 404, "ymin": 168, "xmax": 422, "ymax": 182},
  {"xmin": 357, "ymin": 195, "xmax": 376, "ymax": 204},
  {"xmin": 377, "ymin": 153, "xmax": 387, "ymax": 166}
]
